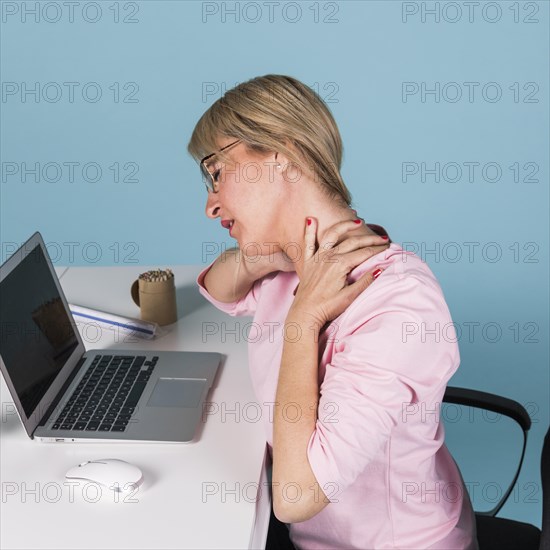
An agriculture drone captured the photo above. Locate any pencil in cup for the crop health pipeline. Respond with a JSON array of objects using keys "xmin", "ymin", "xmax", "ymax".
[{"xmin": 131, "ymin": 268, "xmax": 177, "ymax": 326}]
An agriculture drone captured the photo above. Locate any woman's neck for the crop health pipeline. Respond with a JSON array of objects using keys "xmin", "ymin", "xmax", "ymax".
[{"xmin": 280, "ymin": 202, "xmax": 376, "ymax": 281}]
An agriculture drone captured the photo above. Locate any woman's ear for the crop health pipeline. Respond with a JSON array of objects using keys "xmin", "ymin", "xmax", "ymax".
[
  {"xmin": 272, "ymin": 143, "xmax": 302, "ymax": 182},
  {"xmin": 273, "ymin": 151, "xmax": 296, "ymax": 175}
]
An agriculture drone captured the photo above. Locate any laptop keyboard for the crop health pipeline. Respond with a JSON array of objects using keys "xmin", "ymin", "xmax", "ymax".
[{"xmin": 51, "ymin": 354, "xmax": 157, "ymax": 433}]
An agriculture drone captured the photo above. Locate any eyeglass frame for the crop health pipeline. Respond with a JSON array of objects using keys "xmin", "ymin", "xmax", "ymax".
[{"xmin": 200, "ymin": 139, "xmax": 242, "ymax": 193}]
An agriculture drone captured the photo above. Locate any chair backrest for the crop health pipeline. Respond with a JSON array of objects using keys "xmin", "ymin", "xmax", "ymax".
[
  {"xmin": 443, "ymin": 386, "xmax": 531, "ymax": 516},
  {"xmin": 540, "ymin": 426, "xmax": 550, "ymax": 550},
  {"xmin": 443, "ymin": 387, "xmax": 548, "ymax": 548}
]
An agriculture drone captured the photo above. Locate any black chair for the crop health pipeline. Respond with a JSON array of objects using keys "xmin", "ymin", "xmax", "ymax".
[{"xmin": 443, "ymin": 386, "xmax": 549, "ymax": 550}]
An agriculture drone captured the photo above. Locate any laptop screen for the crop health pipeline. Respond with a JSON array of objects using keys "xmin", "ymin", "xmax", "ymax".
[{"xmin": 0, "ymin": 244, "xmax": 79, "ymax": 419}]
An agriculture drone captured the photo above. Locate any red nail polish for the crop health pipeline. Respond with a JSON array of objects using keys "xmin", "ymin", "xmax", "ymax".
[
  {"xmin": 307, "ymin": 218, "xmax": 311, "ymax": 226},
  {"xmin": 373, "ymin": 268, "xmax": 382, "ymax": 280},
  {"xmin": 353, "ymin": 219, "xmax": 361, "ymax": 224},
  {"xmin": 381, "ymin": 235, "xmax": 389, "ymax": 240}
]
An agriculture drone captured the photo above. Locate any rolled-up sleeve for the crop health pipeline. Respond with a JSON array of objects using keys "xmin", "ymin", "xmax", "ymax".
[
  {"xmin": 196, "ymin": 258, "xmax": 276, "ymax": 317},
  {"xmin": 306, "ymin": 274, "xmax": 460, "ymax": 501}
]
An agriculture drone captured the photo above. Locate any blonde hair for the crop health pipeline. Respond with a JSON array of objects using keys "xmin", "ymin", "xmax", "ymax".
[{"xmin": 187, "ymin": 74, "xmax": 352, "ymax": 207}]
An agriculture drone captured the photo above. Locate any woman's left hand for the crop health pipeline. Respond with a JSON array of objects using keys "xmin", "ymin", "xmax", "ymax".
[{"xmin": 289, "ymin": 217, "xmax": 387, "ymax": 328}]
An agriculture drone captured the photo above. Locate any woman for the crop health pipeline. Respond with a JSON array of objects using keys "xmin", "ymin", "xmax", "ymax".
[{"xmin": 188, "ymin": 75, "xmax": 478, "ymax": 550}]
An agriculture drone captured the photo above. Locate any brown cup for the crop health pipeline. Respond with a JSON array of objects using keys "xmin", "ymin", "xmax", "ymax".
[{"xmin": 131, "ymin": 275, "xmax": 177, "ymax": 326}]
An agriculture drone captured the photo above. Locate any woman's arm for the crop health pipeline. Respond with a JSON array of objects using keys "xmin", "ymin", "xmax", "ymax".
[
  {"xmin": 272, "ymin": 218, "xmax": 387, "ymax": 523},
  {"xmin": 203, "ymin": 247, "xmax": 293, "ymax": 303},
  {"xmin": 272, "ymin": 313, "xmax": 328, "ymax": 523}
]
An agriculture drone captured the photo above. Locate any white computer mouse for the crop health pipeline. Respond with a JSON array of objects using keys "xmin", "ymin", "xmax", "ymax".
[{"xmin": 66, "ymin": 458, "xmax": 144, "ymax": 493}]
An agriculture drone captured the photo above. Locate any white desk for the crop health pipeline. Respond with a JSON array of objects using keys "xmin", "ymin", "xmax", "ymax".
[{"xmin": 1, "ymin": 266, "xmax": 271, "ymax": 550}]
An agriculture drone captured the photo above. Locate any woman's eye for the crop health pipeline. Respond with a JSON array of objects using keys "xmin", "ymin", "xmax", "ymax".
[{"xmin": 213, "ymin": 169, "xmax": 221, "ymax": 182}]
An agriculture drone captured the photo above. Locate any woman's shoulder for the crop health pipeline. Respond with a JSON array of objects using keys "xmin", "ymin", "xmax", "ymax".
[{"xmin": 343, "ymin": 242, "xmax": 452, "ymax": 324}]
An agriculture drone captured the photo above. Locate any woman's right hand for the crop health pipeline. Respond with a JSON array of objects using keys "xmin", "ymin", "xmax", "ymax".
[
  {"xmin": 239, "ymin": 218, "xmax": 391, "ymax": 280},
  {"xmin": 240, "ymin": 217, "xmax": 390, "ymax": 281}
]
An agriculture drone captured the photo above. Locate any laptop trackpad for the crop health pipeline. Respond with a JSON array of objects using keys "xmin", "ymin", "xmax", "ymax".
[{"xmin": 146, "ymin": 378, "xmax": 206, "ymax": 408}]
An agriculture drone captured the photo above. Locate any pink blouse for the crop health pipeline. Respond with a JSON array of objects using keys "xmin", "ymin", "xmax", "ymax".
[{"xmin": 197, "ymin": 242, "xmax": 479, "ymax": 549}]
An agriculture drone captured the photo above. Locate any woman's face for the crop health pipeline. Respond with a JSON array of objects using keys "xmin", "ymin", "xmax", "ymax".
[{"xmin": 204, "ymin": 138, "xmax": 286, "ymax": 254}]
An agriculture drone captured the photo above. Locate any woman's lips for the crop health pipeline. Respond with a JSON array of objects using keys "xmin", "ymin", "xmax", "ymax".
[{"xmin": 221, "ymin": 219, "xmax": 235, "ymax": 236}]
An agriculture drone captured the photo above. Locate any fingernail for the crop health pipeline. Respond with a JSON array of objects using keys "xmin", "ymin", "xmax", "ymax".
[
  {"xmin": 307, "ymin": 218, "xmax": 312, "ymax": 226},
  {"xmin": 373, "ymin": 268, "xmax": 383, "ymax": 280},
  {"xmin": 353, "ymin": 219, "xmax": 362, "ymax": 224},
  {"xmin": 381, "ymin": 235, "xmax": 389, "ymax": 240}
]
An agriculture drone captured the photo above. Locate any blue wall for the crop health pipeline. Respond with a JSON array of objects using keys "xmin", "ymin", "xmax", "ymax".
[{"xmin": 2, "ymin": 0, "xmax": 548, "ymax": 529}]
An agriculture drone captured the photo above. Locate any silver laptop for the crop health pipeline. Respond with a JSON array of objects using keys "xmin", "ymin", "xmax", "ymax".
[{"xmin": 0, "ymin": 231, "xmax": 221, "ymax": 443}]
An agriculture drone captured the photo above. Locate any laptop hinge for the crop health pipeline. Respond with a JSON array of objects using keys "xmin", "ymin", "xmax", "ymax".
[{"xmin": 34, "ymin": 355, "xmax": 88, "ymax": 433}]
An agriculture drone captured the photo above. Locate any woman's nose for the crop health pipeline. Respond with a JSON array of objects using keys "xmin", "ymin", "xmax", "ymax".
[{"xmin": 205, "ymin": 192, "xmax": 221, "ymax": 219}]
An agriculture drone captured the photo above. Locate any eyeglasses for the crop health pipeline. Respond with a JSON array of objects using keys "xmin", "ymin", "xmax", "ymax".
[{"xmin": 200, "ymin": 139, "xmax": 242, "ymax": 193}]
